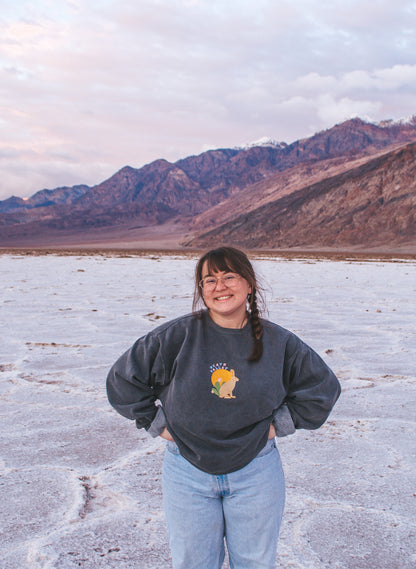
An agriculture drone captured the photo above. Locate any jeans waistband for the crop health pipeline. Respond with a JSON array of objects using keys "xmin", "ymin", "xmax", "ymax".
[
  {"xmin": 256, "ymin": 437, "xmax": 276, "ymax": 458},
  {"xmin": 166, "ymin": 440, "xmax": 180, "ymax": 454}
]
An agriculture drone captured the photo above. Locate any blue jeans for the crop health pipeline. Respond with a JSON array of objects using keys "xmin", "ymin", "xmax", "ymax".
[{"xmin": 162, "ymin": 438, "xmax": 285, "ymax": 569}]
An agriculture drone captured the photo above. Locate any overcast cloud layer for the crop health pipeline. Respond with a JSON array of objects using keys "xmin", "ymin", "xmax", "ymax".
[{"xmin": 1, "ymin": 0, "xmax": 416, "ymax": 200}]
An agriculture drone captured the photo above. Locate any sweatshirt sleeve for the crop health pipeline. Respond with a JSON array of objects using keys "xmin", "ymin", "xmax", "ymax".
[
  {"xmin": 147, "ymin": 406, "xmax": 168, "ymax": 438},
  {"xmin": 106, "ymin": 332, "xmax": 166, "ymax": 430},
  {"xmin": 283, "ymin": 334, "xmax": 341, "ymax": 430},
  {"xmin": 272, "ymin": 404, "xmax": 296, "ymax": 437}
]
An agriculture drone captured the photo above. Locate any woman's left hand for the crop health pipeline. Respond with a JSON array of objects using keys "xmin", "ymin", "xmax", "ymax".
[
  {"xmin": 160, "ymin": 427, "xmax": 174, "ymax": 441},
  {"xmin": 268, "ymin": 424, "xmax": 276, "ymax": 439}
]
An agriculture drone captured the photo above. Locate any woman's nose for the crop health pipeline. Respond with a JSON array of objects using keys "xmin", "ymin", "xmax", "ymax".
[{"xmin": 215, "ymin": 277, "xmax": 227, "ymax": 290}]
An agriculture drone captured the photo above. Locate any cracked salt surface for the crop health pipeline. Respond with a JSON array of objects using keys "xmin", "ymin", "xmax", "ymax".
[{"xmin": 0, "ymin": 253, "xmax": 415, "ymax": 568}]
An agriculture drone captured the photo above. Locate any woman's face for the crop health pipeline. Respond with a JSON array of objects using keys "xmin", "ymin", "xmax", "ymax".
[{"xmin": 200, "ymin": 261, "xmax": 252, "ymax": 327}]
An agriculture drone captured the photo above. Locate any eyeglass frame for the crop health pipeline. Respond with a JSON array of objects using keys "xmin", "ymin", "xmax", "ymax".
[{"xmin": 198, "ymin": 273, "xmax": 243, "ymax": 291}]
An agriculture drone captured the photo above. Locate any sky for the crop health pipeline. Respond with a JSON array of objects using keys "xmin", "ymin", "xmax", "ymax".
[{"xmin": 1, "ymin": 0, "xmax": 416, "ymax": 200}]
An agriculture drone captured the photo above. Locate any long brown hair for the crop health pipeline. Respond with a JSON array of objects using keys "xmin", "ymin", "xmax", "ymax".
[{"xmin": 193, "ymin": 246, "xmax": 264, "ymax": 362}]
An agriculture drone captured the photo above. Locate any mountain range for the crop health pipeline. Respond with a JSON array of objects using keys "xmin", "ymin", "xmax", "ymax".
[{"xmin": 1, "ymin": 117, "xmax": 415, "ymax": 252}]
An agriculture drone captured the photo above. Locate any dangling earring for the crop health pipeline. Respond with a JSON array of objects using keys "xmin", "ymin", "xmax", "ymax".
[{"xmin": 247, "ymin": 293, "xmax": 252, "ymax": 303}]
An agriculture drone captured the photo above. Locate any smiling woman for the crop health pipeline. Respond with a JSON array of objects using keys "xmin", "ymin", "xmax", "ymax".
[
  {"xmin": 106, "ymin": 246, "xmax": 341, "ymax": 569},
  {"xmin": 193, "ymin": 247, "xmax": 262, "ymax": 360},
  {"xmin": 199, "ymin": 269, "xmax": 251, "ymax": 327}
]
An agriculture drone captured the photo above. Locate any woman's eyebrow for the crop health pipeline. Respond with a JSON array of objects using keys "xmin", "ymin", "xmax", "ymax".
[{"xmin": 203, "ymin": 272, "xmax": 237, "ymax": 282}]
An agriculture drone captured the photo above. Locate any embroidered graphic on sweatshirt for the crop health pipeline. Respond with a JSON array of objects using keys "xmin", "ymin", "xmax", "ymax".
[{"xmin": 210, "ymin": 363, "xmax": 239, "ymax": 399}]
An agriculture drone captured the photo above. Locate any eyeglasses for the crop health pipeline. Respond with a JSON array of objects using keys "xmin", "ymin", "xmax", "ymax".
[{"xmin": 199, "ymin": 273, "xmax": 242, "ymax": 291}]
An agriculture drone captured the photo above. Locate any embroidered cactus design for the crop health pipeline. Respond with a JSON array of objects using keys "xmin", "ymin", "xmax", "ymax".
[{"xmin": 210, "ymin": 363, "xmax": 239, "ymax": 399}]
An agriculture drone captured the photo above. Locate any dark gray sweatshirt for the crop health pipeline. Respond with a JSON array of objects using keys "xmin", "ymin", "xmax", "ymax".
[{"xmin": 106, "ymin": 310, "xmax": 341, "ymax": 475}]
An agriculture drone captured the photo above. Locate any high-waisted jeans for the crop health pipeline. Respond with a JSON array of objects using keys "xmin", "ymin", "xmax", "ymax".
[{"xmin": 162, "ymin": 438, "xmax": 285, "ymax": 569}]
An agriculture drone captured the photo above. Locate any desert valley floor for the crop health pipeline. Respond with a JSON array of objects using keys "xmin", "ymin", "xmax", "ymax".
[{"xmin": 0, "ymin": 252, "xmax": 415, "ymax": 569}]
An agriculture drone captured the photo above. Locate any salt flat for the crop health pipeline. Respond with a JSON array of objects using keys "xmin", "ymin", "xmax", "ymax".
[{"xmin": 0, "ymin": 253, "xmax": 415, "ymax": 569}]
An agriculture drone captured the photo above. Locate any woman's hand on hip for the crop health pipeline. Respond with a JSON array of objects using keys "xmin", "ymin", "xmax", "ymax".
[{"xmin": 160, "ymin": 427, "xmax": 174, "ymax": 441}]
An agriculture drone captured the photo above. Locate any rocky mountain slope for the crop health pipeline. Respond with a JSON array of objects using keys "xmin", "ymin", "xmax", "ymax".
[
  {"xmin": 0, "ymin": 185, "xmax": 90, "ymax": 213},
  {"xmin": 186, "ymin": 142, "xmax": 416, "ymax": 250},
  {"xmin": 0, "ymin": 117, "xmax": 415, "ymax": 251}
]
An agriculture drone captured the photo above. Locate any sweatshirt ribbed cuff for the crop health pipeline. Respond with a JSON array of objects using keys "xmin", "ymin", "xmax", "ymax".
[
  {"xmin": 147, "ymin": 406, "xmax": 167, "ymax": 438},
  {"xmin": 272, "ymin": 404, "xmax": 296, "ymax": 437}
]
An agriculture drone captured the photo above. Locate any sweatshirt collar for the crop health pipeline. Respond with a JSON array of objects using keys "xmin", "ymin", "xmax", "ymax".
[{"xmin": 204, "ymin": 309, "xmax": 251, "ymax": 335}]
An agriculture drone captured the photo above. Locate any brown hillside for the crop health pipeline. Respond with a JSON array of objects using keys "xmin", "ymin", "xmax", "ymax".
[
  {"xmin": 186, "ymin": 142, "xmax": 416, "ymax": 250},
  {"xmin": 0, "ymin": 117, "xmax": 415, "ymax": 251}
]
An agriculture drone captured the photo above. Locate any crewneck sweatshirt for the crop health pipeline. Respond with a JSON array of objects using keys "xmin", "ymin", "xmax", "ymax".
[{"xmin": 106, "ymin": 310, "xmax": 340, "ymax": 475}]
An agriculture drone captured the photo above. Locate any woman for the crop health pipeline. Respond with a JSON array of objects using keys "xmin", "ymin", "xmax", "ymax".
[{"xmin": 106, "ymin": 246, "xmax": 341, "ymax": 569}]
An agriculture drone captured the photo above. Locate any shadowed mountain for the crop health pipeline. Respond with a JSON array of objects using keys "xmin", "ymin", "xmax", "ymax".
[
  {"xmin": 0, "ymin": 185, "xmax": 90, "ymax": 213},
  {"xmin": 0, "ymin": 116, "xmax": 415, "ymax": 251},
  {"xmin": 186, "ymin": 142, "xmax": 416, "ymax": 250}
]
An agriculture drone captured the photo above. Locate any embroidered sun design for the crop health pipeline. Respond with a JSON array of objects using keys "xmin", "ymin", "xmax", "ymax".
[
  {"xmin": 210, "ymin": 362, "xmax": 229, "ymax": 374},
  {"xmin": 210, "ymin": 363, "xmax": 239, "ymax": 399}
]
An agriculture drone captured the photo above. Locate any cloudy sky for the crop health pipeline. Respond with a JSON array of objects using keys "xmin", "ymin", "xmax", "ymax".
[{"xmin": 1, "ymin": 0, "xmax": 416, "ymax": 200}]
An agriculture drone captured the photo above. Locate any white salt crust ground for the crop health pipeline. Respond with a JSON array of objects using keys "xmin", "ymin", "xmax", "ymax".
[{"xmin": 0, "ymin": 253, "xmax": 415, "ymax": 569}]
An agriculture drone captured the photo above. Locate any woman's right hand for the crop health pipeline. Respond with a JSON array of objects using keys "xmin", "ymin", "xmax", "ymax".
[{"xmin": 160, "ymin": 427, "xmax": 174, "ymax": 441}]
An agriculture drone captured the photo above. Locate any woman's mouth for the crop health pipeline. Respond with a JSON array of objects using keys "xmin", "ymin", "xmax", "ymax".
[{"xmin": 215, "ymin": 295, "xmax": 232, "ymax": 301}]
